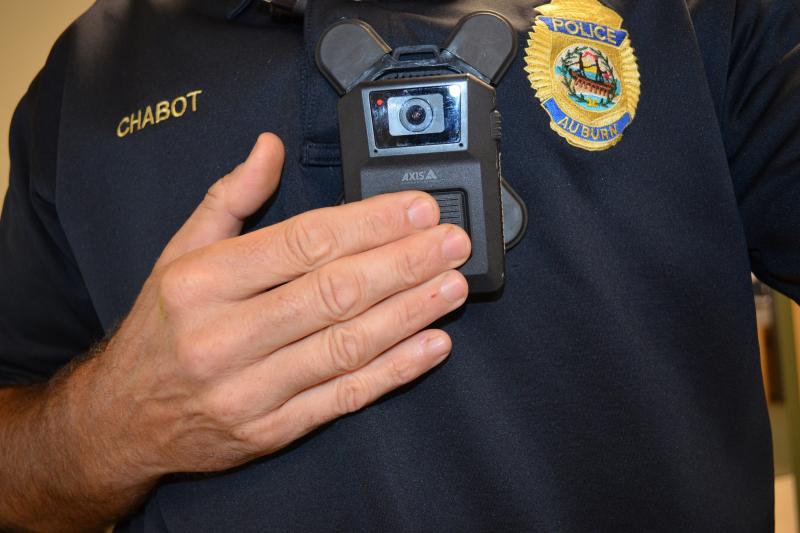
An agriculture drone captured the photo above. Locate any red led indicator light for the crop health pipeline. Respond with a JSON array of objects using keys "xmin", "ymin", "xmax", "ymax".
[{"xmin": 376, "ymin": 99, "xmax": 384, "ymax": 106}]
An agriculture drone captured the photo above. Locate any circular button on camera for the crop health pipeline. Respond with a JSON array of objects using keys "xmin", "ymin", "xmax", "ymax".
[{"xmin": 399, "ymin": 98, "xmax": 434, "ymax": 133}]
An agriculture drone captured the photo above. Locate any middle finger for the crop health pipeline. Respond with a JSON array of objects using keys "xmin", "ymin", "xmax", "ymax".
[{"xmin": 212, "ymin": 223, "xmax": 471, "ymax": 362}]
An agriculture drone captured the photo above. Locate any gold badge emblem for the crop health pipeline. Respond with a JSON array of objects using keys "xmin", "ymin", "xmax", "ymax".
[{"xmin": 524, "ymin": 0, "xmax": 640, "ymax": 151}]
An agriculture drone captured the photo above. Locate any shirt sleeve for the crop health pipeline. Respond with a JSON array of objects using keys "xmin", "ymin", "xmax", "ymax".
[
  {"xmin": 720, "ymin": 0, "xmax": 800, "ymax": 301},
  {"xmin": 0, "ymin": 32, "xmax": 104, "ymax": 387}
]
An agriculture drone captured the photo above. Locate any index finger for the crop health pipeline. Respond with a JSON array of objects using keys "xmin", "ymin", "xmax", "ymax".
[{"xmin": 188, "ymin": 191, "xmax": 441, "ymax": 300}]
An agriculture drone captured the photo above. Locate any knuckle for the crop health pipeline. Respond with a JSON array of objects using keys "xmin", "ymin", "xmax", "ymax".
[
  {"xmin": 395, "ymin": 247, "xmax": 428, "ymax": 286},
  {"xmin": 327, "ymin": 323, "xmax": 369, "ymax": 374},
  {"xmin": 228, "ymin": 425, "xmax": 254, "ymax": 449},
  {"xmin": 204, "ymin": 176, "xmax": 226, "ymax": 204},
  {"xmin": 335, "ymin": 374, "xmax": 371, "ymax": 415},
  {"xmin": 315, "ymin": 268, "xmax": 363, "ymax": 320},
  {"xmin": 159, "ymin": 261, "xmax": 208, "ymax": 310},
  {"xmin": 233, "ymin": 409, "xmax": 302, "ymax": 457},
  {"xmin": 359, "ymin": 208, "xmax": 398, "ymax": 244},
  {"xmin": 395, "ymin": 292, "xmax": 427, "ymax": 328},
  {"xmin": 204, "ymin": 391, "xmax": 242, "ymax": 427},
  {"xmin": 229, "ymin": 422, "xmax": 265, "ymax": 454},
  {"xmin": 197, "ymin": 175, "xmax": 232, "ymax": 218},
  {"xmin": 284, "ymin": 217, "xmax": 337, "ymax": 270},
  {"xmin": 387, "ymin": 354, "xmax": 417, "ymax": 385}
]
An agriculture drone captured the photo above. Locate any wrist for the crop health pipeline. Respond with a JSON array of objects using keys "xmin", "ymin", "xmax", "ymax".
[
  {"xmin": 0, "ymin": 354, "xmax": 157, "ymax": 531},
  {"xmin": 59, "ymin": 350, "xmax": 163, "ymax": 494}
]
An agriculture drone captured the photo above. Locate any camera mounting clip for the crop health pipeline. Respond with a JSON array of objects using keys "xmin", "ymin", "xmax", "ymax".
[{"xmin": 316, "ymin": 12, "xmax": 518, "ymax": 95}]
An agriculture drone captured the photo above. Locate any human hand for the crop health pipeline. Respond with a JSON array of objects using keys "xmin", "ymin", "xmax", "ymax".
[{"xmin": 77, "ymin": 133, "xmax": 471, "ymax": 479}]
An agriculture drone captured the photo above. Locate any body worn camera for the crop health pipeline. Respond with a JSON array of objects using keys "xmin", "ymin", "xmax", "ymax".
[{"xmin": 316, "ymin": 12, "xmax": 525, "ymax": 293}]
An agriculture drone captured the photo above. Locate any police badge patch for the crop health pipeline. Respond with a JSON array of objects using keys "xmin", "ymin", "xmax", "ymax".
[{"xmin": 525, "ymin": 0, "xmax": 640, "ymax": 151}]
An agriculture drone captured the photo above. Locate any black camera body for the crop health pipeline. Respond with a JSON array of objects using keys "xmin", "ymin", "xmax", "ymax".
[{"xmin": 317, "ymin": 13, "xmax": 521, "ymax": 293}]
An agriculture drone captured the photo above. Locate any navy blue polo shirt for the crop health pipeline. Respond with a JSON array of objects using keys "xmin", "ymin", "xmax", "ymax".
[{"xmin": 2, "ymin": 0, "xmax": 799, "ymax": 530}]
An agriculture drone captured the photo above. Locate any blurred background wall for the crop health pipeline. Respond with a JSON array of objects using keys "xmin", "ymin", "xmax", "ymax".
[{"xmin": 0, "ymin": 0, "xmax": 94, "ymax": 206}]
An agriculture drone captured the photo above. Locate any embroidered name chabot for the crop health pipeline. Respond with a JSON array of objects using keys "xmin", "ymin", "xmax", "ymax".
[{"xmin": 116, "ymin": 90, "xmax": 203, "ymax": 138}]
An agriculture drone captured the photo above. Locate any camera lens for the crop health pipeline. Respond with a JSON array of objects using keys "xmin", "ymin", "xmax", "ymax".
[
  {"xmin": 405, "ymin": 105, "xmax": 427, "ymax": 126},
  {"xmin": 399, "ymin": 98, "xmax": 434, "ymax": 133}
]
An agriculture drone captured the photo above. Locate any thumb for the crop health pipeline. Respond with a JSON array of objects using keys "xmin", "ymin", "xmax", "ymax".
[{"xmin": 157, "ymin": 133, "xmax": 285, "ymax": 268}]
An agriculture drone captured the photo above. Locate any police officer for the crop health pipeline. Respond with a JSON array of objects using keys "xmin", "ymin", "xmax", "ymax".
[{"xmin": 0, "ymin": 0, "xmax": 798, "ymax": 531}]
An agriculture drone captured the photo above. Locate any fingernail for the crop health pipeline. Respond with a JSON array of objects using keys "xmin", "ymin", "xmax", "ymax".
[
  {"xmin": 440, "ymin": 272, "xmax": 468, "ymax": 303},
  {"xmin": 407, "ymin": 197, "xmax": 437, "ymax": 229},
  {"xmin": 422, "ymin": 334, "xmax": 450, "ymax": 360},
  {"xmin": 442, "ymin": 230, "xmax": 470, "ymax": 262}
]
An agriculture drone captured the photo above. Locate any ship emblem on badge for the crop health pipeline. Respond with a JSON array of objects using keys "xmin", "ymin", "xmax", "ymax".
[{"xmin": 525, "ymin": 0, "xmax": 641, "ymax": 151}]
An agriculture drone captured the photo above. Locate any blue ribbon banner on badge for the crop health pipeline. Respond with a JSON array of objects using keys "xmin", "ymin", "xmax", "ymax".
[{"xmin": 542, "ymin": 98, "xmax": 631, "ymax": 145}]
